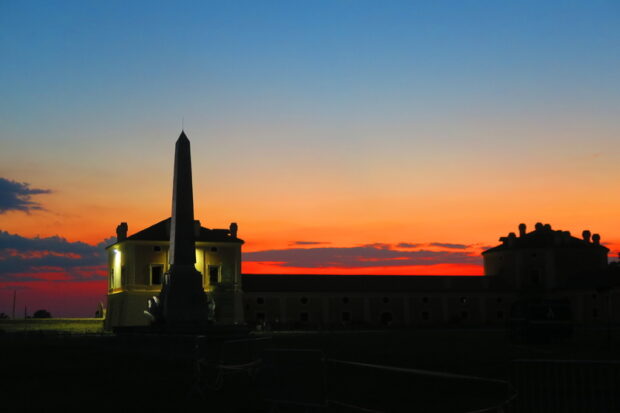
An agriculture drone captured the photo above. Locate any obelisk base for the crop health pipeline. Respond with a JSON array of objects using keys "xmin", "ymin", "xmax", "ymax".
[{"xmin": 160, "ymin": 265, "xmax": 212, "ymax": 326}]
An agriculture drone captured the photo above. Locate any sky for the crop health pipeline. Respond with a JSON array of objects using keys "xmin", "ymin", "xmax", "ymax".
[{"xmin": 1, "ymin": 1, "xmax": 619, "ymax": 316}]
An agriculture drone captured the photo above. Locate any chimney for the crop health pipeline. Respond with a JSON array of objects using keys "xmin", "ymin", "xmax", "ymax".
[
  {"xmin": 582, "ymin": 230, "xmax": 591, "ymax": 243},
  {"xmin": 535, "ymin": 222, "xmax": 543, "ymax": 231},
  {"xmin": 518, "ymin": 223, "xmax": 526, "ymax": 237},
  {"xmin": 116, "ymin": 222, "xmax": 128, "ymax": 242},
  {"xmin": 229, "ymin": 222, "xmax": 238, "ymax": 238},
  {"xmin": 592, "ymin": 233, "xmax": 601, "ymax": 245},
  {"xmin": 508, "ymin": 232, "xmax": 517, "ymax": 246}
]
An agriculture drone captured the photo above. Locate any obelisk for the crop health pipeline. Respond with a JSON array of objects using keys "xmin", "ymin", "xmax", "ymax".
[{"xmin": 159, "ymin": 131, "xmax": 210, "ymax": 325}]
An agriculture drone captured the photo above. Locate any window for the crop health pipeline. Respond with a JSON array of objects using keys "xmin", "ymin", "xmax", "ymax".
[
  {"xmin": 460, "ymin": 296, "xmax": 468, "ymax": 305},
  {"xmin": 109, "ymin": 268, "xmax": 115, "ymax": 289},
  {"xmin": 256, "ymin": 312, "xmax": 265, "ymax": 322},
  {"xmin": 422, "ymin": 311, "xmax": 430, "ymax": 321},
  {"xmin": 422, "ymin": 297, "xmax": 429, "ymax": 304},
  {"xmin": 460, "ymin": 311, "xmax": 469, "ymax": 320},
  {"xmin": 342, "ymin": 296, "xmax": 350, "ymax": 304},
  {"xmin": 382, "ymin": 297, "xmax": 390, "ymax": 304},
  {"xmin": 300, "ymin": 312, "xmax": 309, "ymax": 322},
  {"xmin": 381, "ymin": 312, "xmax": 393, "ymax": 326},
  {"xmin": 153, "ymin": 246, "xmax": 161, "ymax": 252},
  {"xmin": 150, "ymin": 265, "xmax": 164, "ymax": 285},
  {"xmin": 496, "ymin": 297, "xmax": 503, "ymax": 304},
  {"xmin": 210, "ymin": 247, "xmax": 218, "ymax": 252},
  {"xmin": 497, "ymin": 311, "xmax": 504, "ymax": 320},
  {"xmin": 341, "ymin": 312, "xmax": 351, "ymax": 322},
  {"xmin": 121, "ymin": 265, "xmax": 126, "ymax": 286},
  {"xmin": 256, "ymin": 297, "xmax": 264, "ymax": 305},
  {"xmin": 209, "ymin": 266, "xmax": 220, "ymax": 285},
  {"xmin": 593, "ymin": 309, "xmax": 599, "ymax": 318},
  {"xmin": 300, "ymin": 296, "xmax": 308, "ymax": 304}
]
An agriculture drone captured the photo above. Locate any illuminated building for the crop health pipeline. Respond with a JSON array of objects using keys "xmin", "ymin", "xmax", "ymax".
[{"xmin": 105, "ymin": 220, "xmax": 244, "ymax": 329}]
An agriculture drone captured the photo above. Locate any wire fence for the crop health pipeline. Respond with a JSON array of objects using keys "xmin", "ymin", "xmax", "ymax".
[
  {"xmin": 192, "ymin": 339, "xmax": 517, "ymax": 413},
  {"xmin": 512, "ymin": 359, "xmax": 620, "ymax": 413}
]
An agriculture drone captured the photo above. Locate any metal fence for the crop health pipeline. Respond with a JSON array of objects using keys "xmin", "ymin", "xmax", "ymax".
[
  {"xmin": 512, "ymin": 359, "xmax": 620, "ymax": 412},
  {"xmin": 249, "ymin": 347, "xmax": 516, "ymax": 412}
]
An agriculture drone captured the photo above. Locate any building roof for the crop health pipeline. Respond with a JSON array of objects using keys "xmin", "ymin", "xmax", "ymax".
[
  {"xmin": 240, "ymin": 274, "xmax": 514, "ymax": 293},
  {"xmin": 483, "ymin": 223, "xmax": 609, "ymax": 254},
  {"xmin": 107, "ymin": 217, "xmax": 243, "ymax": 248}
]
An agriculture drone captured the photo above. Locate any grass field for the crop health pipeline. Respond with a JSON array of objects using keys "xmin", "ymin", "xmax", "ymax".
[{"xmin": 0, "ymin": 318, "xmax": 104, "ymax": 334}]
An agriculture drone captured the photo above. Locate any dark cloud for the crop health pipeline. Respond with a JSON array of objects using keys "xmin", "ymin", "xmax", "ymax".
[
  {"xmin": 290, "ymin": 241, "xmax": 331, "ymax": 246},
  {"xmin": 397, "ymin": 243, "xmax": 421, "ymax": 248},
  {"xmin": 429, "ymin": 242, "xmax": 470, "ymax": 250},
  {"xmin": 0, "ymin": 231, "xmax": 113, "ymax": 282},
  {"xmin": 0, "ymin": 178, "xmax": 51, "ymax": 213},
  {"xmin": 244, "ymin": 243, "xmax": 481, "ymax": 268}
]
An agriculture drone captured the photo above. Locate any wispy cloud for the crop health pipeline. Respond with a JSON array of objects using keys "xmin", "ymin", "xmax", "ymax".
[
  {"xmin": 0, "ymin": 178, "xmax": 51, "ymax": 213},
  {"xmin": 428, "ymin": 242, "xmax": 469, "ymax": 250},
  {"xmin": 289, "ymin": 241, "xmax": 331, "ymax": 246},
  {"xmin": 397, "ymin": 243, "xmax": 421, "ymax": 248},
  {"xmin": 0, "ymin": 231, "xmax": 113, "ymax": 282},
  {"xmin": 244, "ymin": 243, "xmax": 480, "ymax": 268}
]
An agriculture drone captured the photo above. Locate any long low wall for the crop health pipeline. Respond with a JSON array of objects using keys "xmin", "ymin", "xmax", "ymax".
[{"xmin": 0, "ymin": 318, "xmax": 104, "ymax": 334}]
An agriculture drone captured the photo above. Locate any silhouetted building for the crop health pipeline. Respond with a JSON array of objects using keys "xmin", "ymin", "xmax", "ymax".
[
  {"xmin": 483, "ymin": 223, "xmax": 608, "ymax": 290},
  {"xmin": 240, "ymin": 223, "xmax": 618, "ymax": 330}
]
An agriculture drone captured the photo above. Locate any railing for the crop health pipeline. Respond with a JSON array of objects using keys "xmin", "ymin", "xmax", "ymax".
[
  {"xmin": 200, "ymin": 344, "xmax": 517, "ymax": 413},
  {"xmin": 512, "ymin": 359, "xmax": 620, "ymax": 413}
]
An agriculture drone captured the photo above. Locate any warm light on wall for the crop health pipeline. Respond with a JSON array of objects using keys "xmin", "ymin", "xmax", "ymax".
[
  {"xmin": 112, "ymin": 249, "xmax": 121, "ymax": 289},
  {"xmin": 195, "ymin": 248, "xmax": 204, "ymax": 275}
]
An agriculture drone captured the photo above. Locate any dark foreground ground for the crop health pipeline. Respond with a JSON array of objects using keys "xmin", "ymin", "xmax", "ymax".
[{"xmin": 1, "ymin": 324, "xmax": 619, "ymax": 412}]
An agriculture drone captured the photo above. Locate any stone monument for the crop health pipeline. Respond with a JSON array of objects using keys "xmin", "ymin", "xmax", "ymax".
[{"xmin": 146, "ymin": 131, "xmax": 212, "ymax": 326}]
